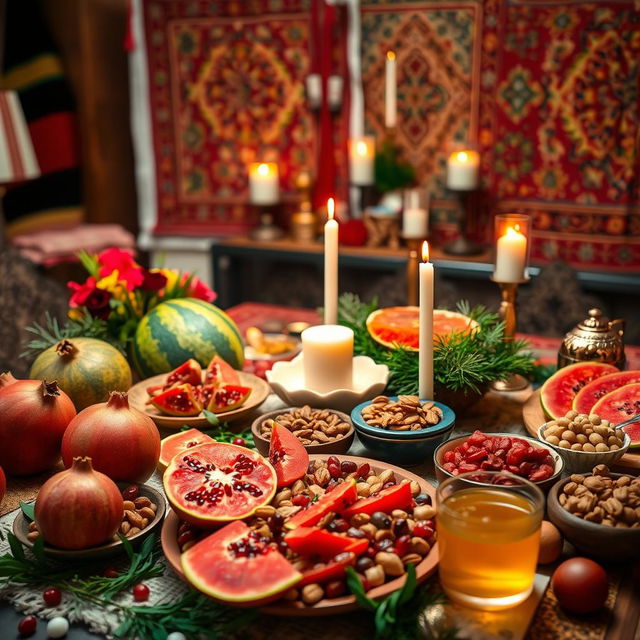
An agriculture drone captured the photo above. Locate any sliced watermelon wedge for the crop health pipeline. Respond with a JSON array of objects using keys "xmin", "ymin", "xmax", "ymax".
[
  {"xmin": 592, "ymin": 382, "xmax": 640, "ymax": 448},
  {"xmin": 269, "ymin": 422, "xmax": 309, "ymax": 488},
  {"xmin": 573, "ymin": 370, "xmax": 640, "ymax": 415},
  {"xmin": 285, "ymin": 479, "xmax": 357, "ymax": 530},
  {"xmin": 150, "ymin": 384, "xmax": 202, "ymax": 416},
  {"xmin": 341, "ymin": 482, "xmax": 413, "ymax": 520},
  {"xmin": 298, "ymin": 551, "xmax": 356, "ymax": 586},
  {"xmin": 284, "ymin": 527, "xmax": 368, "ymax": 560}
]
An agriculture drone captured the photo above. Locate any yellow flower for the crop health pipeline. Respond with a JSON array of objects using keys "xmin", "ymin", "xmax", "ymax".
[
  {"xmin": 97, "ymin": 270, "xmax": 129, "ymax": 301},
  {"xmin": 153, "ymin": 268, "xmax": 180, "ymax": 291},
  {"xmin": 68, "ymin": 308, "xmax": 84, "ymax": 321}
]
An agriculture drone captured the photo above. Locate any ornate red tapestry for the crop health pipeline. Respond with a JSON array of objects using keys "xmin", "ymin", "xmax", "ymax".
[
  {"xmin": 361, "ymin": 0, "xmax": 640, "ymax": 270},
  {"xmin": 142, "ymin": 0, "xmax": 318, "ymax": 235}
]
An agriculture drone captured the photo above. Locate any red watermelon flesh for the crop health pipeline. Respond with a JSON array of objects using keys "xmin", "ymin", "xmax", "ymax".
[
  {"xmin": 592, "ymin": 383, "xmax": 640, "ymax": 447},
  {"xmin": 573, "ymin": 370, "xmax": 640, "ymax": 415},
  {"xmin": 268, "ymin": 422, "xmax": 309, "ymax": 488},
  {"xmin": 181, "ymin": 520, "xmax": 301, "ymax": 604},
  {"xmin": 158, "ymin": 428, "xmax": 214, "ymax": 469},
  {"xmin": 540, "ymin": 362, "xmax": 618, "ymax": 419}
]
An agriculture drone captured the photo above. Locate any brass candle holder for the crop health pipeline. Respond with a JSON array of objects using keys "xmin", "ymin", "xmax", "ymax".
[
  {"xmin": 491, "ymin": 276, "xmax": 531, "ymax": 392},
  {"xmin": 404, "ymin": 236, "xmax": 425, "ymax": 306}
]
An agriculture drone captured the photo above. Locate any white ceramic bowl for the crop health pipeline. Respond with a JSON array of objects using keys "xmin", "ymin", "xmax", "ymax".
[
  {"xmin": 266, "ymin": 354, "xmax": 389, "ymax": 413},
  {"xmin": 537, "ymin": 424, "xmax": 630, "ymax": 473}
]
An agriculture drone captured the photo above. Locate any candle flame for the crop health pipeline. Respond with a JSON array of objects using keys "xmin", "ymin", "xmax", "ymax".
[
  {"xmin": 514, "ymin": 223, "xmax": 520, "ymax": 232},
  {"xmin": 257, "ymin": 163, "xmax": 269, "ymax": 176},
  {"xmin": 506, "ymin": 225, "xmax": 524, "ymax": 238},
  {"xmin": 422, "ymin": 240, "xmax": 430, "ymax": 263},
  {"xmin": 387, "ymin": 50, "xmax": 396, "ymax": 61},
  {"xmin": 356, "ymin": 140, "xmax": 368, "ymax": 156},
  {"xmin": 327, "ymin": 198, "xmax": 335, "ymax": 220},
  {"xmin": 457, "ymin": 151, "xmax": 468, "ymax": 163}
]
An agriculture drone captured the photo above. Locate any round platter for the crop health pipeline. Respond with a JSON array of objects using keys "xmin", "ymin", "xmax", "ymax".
[
  {"xmin": 523, "ymin": 389, "xmax": 640, "ymax": 472},
  {"xmin": 13, "ymin": 484, "xmax": 166, "ymax": 561},
  {"xmin": 128, "ymin": 371, "xmax": 270, "ymax": 428},
  {"xmin": 245, "ymin": 333, "xmax": 301, "ymax": 361},
  {"xmin": 161, "ymin": 453, "xmax": 438, "ymax": 616}
]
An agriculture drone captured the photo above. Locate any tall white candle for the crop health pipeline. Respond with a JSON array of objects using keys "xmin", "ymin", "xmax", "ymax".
[
  {"xmin": 324, "ymin": 198, "xmax": 339, "ymax": 324},
  {"xmin": 302, "ymin": 324, "xmax": 353, "ymax": 393},
  {"xmin": 349, "ymin": 136, "xmax": 374, "ymax": 186},
  {"xmin": 446, "ymin": 150, "xmax": 479, "ymax": 191},
  {"xmin": 403, "ymin": 208, "xmax": 428, "ymax": 238},
  {"xmin": 419, "ymin": 241, "xmax": 434, "ymax": 400},
  {"xmin": 385, "ymin": 51, "xmax": 397, "ymax": 129},
  {"xmin": 248, "ymin": 162, "xmax": 279, "ymax": 205},
  {"xmin": 494, "ymin": 224, "xmax": 527, "ymax": 282}
]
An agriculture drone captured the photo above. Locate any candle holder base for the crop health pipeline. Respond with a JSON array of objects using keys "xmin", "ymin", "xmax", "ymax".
[
  {"xmin": 491, "ymin": 374, "xmax": 530, "ymax": 392},
  {"xmin": 249, "ymin": 212, "xmax": 284, "ymax": 241},
  {"xmin": 443, "ymin": 235, "xmax": 484, "ymax": 256}
]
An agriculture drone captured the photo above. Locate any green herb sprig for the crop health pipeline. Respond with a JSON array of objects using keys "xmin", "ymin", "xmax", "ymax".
[{"xmin": 200, "ymin": 412, "xmax": 256, "ymax": 449}]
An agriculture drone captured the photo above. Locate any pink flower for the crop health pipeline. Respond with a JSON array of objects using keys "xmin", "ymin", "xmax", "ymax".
[
  {"xmin": 97, "ymin": 248, "xmax": 144, "ymax": 290},
  {"xmin": 68, "ymin": 277, "xmax": 98, "ymax": 307},
  {"xmin": 185, "ymin": 275, "xmax": 217, "ymax": 303}
]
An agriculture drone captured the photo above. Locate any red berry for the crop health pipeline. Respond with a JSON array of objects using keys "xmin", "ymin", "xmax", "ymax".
[
  {"xmin": 327, "ymin": 456, "xmax": 340, "ymax": 467},
  {"xmin": 122, "ymin": 484, "xmax": 139, "ymax": 500},
  {"xmin": 327, "ymin": 464, "xmax": 342, "ymax": 478},
  {"xmin": 394, "ymin": 534, "xmax": 412, "ymax": 557},
  {"xmin": 340, "ymin": 460, "xmax": 358, "ymax": 474},
  {"xmin": 133, "ymin": 583, "xmax": 150, "ymax": 602},
  {"xmin": 413, "ymin": 521, "xmax": 434, "ymax": 538},
  {"xmin": 18, "ymin": 615, "xmax": 37, "ymax": 636},
  {"xmin": 292, "ymin": 494, "xmax": 310, "ymax": 508},
  {"xmin": 357, "ymin": 463, "xmax": 370, "ymax": 478},
  {"xmin": 232, "ymin": 437, "xmax": 246, "ymax": 447},
  {"xmin": 177, "ymin": 531, "xmax": 195, "ymax": 547},
  {"xmin": 102, "ymin": 567, "xmax": 119, "ymax": 578},
  {"xmin": 43, "ymin": 587, "xmax": 62, "ymax": 607}
]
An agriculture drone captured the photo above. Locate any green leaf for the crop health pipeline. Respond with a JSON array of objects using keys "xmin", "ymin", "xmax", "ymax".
[
  {"xmin": 203, "ymin": 410, "xmax": 220, "ymax": 426},
  {"xmin": 31, "ymin": 536, "xmax": 45, "ymax": 563},
  {"xmin": 7, "ymin": 533, "xmax": 25, "ymax": 562},
  {"xmin": 19, "ymin": 501, "xmax": 35, "ymax": 522}
]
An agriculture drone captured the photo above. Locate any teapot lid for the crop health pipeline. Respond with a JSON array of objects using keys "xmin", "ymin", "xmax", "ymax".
[{"xmin": 577, "ymin": 308, "xmax": 611, "ymax": 332}]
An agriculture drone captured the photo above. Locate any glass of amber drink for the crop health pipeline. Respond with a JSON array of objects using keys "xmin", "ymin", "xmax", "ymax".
[{"xmin": 436, "ymin": 471, "xmax": 543, "ymax": 611}]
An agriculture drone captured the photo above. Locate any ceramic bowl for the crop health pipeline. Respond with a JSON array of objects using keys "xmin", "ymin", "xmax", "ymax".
[
  {"xmin": 433, "ymin": 432, "xmax": 564, "ymax": 493},
  {"xmin": 251, "ymin": 407, "xmax": 355, "ymax": 457},
  {"xmin": 350, "ymin": 398, "xmax": 455, "ymax": 466},
  {"xmin": 547, "ymin": 473, "xmax": 640, "ymax": 562},
  {"xmin": 266, "ymin": 354, "xmax": 389, "ymax": 413},
  {"xmin": 537, "ymin": 424, "xmax": 630, "ymax": 474}
]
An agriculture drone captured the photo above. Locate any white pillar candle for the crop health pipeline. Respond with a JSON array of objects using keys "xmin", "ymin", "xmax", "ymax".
[
  {"xmin": 403, "ymin": 208, "xmax": 428, "ymax": 238},
  {"xmin": 349, "ymin": 136, "xmax": 375, "ymax": 186},
  {"xmin": 248, "ymin": 162, "xmax": 280, "ymax": 205},
  {"xmin": 446, "ymin": 150, "xmax": 479, "ymax": 191},
  {"xmin": 306, "ymin": 73, "xmax": 322, "ymax": 109},
  {"xmin": 419, "ymin": 241, "xmax": 434, "ymax": 400},
  {"xmin": 494, "ymin": 224, "xmax": 527, "ymax": 282},
  {"xmin": 327, "ymin": 75, "xmax": 344, "ymax": 110},
  {"xmin": 385, "ymin": 51, "xmax": 397, "ymax": 129},
  {"xmin": 324, "ymin": 198, "xmax": 339, "ymax": 325},
  {"xmin": 302, "ymin": 324, "xmax": 354, "ymax": 393}
]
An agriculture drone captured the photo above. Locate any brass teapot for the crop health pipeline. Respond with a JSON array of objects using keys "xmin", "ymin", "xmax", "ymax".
[{"xmin": 558, "ymin": 308, "xmax": 625, "ymax": 370}]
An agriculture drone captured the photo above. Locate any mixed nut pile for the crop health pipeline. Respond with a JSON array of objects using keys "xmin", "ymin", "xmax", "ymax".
[
  {"xmin": 176, "ymin": 456, "xmax": 436, "ymax": 605},
  {"xmin": 558, "ymin": 464, "xmax": 640, "ymax": 528},
  {"xmin": 260, "ymin": 406, "xmax": 351, "ymax": 445},
  {"xmin": 361, "ymin": 395, "xmax": 442, "ymax": 431},
  {"xmin": 541, "ymin": 411, "xmax": 625, "ymax": 452}
]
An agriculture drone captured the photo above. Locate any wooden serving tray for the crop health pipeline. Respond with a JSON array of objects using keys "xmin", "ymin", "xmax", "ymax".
[{"xmin": 522, "ymin": 389, "xmax": 640, "ymax": 473}]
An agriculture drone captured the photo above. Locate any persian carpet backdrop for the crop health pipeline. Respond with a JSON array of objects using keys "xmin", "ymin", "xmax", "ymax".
[{"xmin": 137, "ymin": 0, "xmax": 640, "ymax": 271}]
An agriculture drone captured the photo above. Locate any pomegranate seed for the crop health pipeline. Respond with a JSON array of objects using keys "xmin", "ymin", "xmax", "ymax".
[
  {"xmin": 395, "ymin": 534, "xmax": 412, "ymax": 557},
  {"xmin": 177, "ymin": 531, "xmax": 195, "ymax": 547},
  {"xmin": 340, "ymin": 460, "xmax": 357, "ymax": 474},
  {"xmin": 232, "ymin": 437, "xmax": 246, "ymax": 447},
  {"xmin": 18, "ymin": 615, "xmax": 37, "ymax": 636},
  {"xmin": 327, "ymin": 463, "xmax": 341, "ymax": 478},
  {"xmin": 102, "ymin": 567, "xmax": 119, "ymax": 578},
  {"xmin": 43, "ymin": 587, "xmax": 62, "ymax": 607},
  {"xmin": 133, "ymin": 583, "xmax": 150, "ymax": 602},
  {"xmin": 413, "ymin": 521, "xmax": 434, "ymax": 538},
  {"xmin": 292, "ymin": 494, "xmax": 310, "ymax": 507},
  {"xmin": 327, "ymin": 456, "xmax": 340, "ymax": 467},
  {"xmin": 357, "ymin": 463, "xmax": 370, "ymax": 478},
  {"xmin": 122, "ymin": 485, "xmax": 139, "ymax": 500}
]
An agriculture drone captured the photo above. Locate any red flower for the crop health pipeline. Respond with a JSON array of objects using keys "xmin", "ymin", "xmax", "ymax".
[
  {"xmin": 68, "ymin": 277, "xmax": 98, "ymax": 307},
  {"xmin": 97, "ymin": 248, "xmax": 144, "ymax": 290},
  {"xmin": 140, "ymin": 270, "xmax": 168, "ymax": 292},
  {"xmin": 185, "ymin": 275, "xmax": 217, "ymax": 303},
  {"xmin": 85, "ymin": 288, "xmax": 112, "ymax": 320}
]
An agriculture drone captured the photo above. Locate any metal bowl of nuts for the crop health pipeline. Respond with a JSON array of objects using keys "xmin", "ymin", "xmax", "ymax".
[
  {"xmin": 252, "ymin": 406, "xmax": 355, "ymax": 457},
  {"xmin": 537, "ymin": 410, "xmax": 630, "ymax": 474},
  {"xmin": 351, "ymin": 396, "xmax": 455, "ymax": 465},
  {"xmin": 547, "ymin": 465, "xmax": 640, "ymax": 561}
]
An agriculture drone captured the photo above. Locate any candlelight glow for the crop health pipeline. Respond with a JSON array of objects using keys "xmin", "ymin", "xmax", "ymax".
[
  {"xmin": 387, "ymin": 50, "xmax": 396, "ymax": 61},
  {"xmin": 327, "ymin": 198, "xmax": 335, "ymax": 220},
  {"xmin": 422, "ymin": 240, "xmax": 430, "ymax": 262},
  {"xmin": 506, "ymin": 225, "xmax": 524, "ymax": 238},
  {"xmin": 356, "ymin": 140, "xmax": 368, "ymax": 156},
  {"xmin": 257, "ymin": 163, "xmax": 269, "ymax": 176},
  {"xmin": 456, "ymin": 151, "xmax": 468, "ymax": 163}
]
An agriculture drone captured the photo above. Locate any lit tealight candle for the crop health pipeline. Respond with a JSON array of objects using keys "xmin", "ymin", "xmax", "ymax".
[
  {"xmin": 302, "ymin": 324, "xmax": 354, "ymax": 393},
  {"xmin": 324, "ymin": 198, "xmax": 339, "ymax": 325},
  {"xmin": 494, "ymin": 224, "xmax": 527, "ymax": 282},
  {"xmin": 385, "ymin": 51, "xmax": 397, "ymax": 129},
  {"xmin": 446, "ymin": 150, "xmax": 479, "ymax": 191},
  {"xmin": 419, "ymin": 241, "xmax": 434, "ymax": 400},
  {"xmin": 248, "ymin": 162, "xmax": 280, "ymax": 205},
  {"xmin": 349, "ymin": 136, "xmax": 375, "ymax": 186}
]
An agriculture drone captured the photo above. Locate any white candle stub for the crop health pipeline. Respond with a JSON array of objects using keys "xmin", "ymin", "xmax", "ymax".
[
  {"xmin": 494, "ymin": 224, "xmax": 527, "ymax": 282},
  {"xmin": 302, "ymin": 324, "xmax": 354, "ymax": 393},
  {"xmin": 446, "ymin": 150, "xmax": 479, "ymax": 191},
  {"xmin": 248, "ymin": 162, "xmax": 279, "ymax": 205},
  {"xmin": 349, "ymin": 137, "xmax": 374, "ymax": 186},
  {"xmin": 418, "ymin": 241, "xmax": 434, "ymax": 401}
]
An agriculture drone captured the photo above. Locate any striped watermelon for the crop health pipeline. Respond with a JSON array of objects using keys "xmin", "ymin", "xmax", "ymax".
[
  {"xmin": 29, "ymin": 338, "xmax": 132, "ymax": 411},
  {"xmin": 131, "ymin": 298, "xmax": 244, "ymax": 379}
]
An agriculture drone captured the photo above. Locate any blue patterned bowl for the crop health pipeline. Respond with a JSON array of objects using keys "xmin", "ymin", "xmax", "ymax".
[{"xmin": 351, "ymin": 398, "xmax": 455, "ymax": 466}]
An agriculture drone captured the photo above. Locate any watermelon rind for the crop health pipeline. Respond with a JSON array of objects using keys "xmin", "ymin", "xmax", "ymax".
[
  {"xmin": 573, "ymin": 370, "xmax": 640, "ymax": 416},
  {"xmin": 591, "ymin": 382, "xmax": 640, "ymax": 447},
  {"xmin": 540, "ymin": 362, "xmax": 618, "ymax": 419},
  {"xmin": 131, "ymin": 298, "xmax": 244, "ymax": 378},
  {"xmin": 182, "ymin": 520, "xmax": 301, "ymax": 604}
]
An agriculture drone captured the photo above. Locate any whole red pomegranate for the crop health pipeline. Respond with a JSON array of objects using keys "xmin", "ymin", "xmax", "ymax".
[
  {"xmin": 0, "ymin": 371, "xmax": 17, "ymax": 389},
  {"xmin": 0, "ymin": 465, "xmax": 5, "ymax": 506},
  {"xmin": 0, "ymin": 380, "xmax": 77, "ymax": 475},
  {"xmin": 35, "ymin": 456, "xmax": 123, "ymax": 549},
  {"xmin": 61, "ymin": 392, "xmax": 160, "ymax": 482}
]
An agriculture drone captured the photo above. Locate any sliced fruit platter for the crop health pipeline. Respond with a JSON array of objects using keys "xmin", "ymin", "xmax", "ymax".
[
  {"xmin": 160, "ymin": 423, "xmax": 438, "ymax": 615},
  {"xmin": 128, "ymin": 356, "xmax": 270, "ymax": 427}
]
